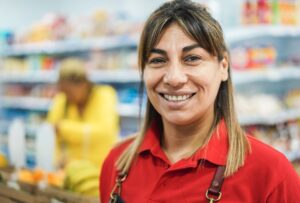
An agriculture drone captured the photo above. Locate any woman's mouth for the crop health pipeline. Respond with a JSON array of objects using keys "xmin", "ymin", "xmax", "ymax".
[{"xmin": 159, "ymin": 93, "xmax": 196, "ymax": 102}]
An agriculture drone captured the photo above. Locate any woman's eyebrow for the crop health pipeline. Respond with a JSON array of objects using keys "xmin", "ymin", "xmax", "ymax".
[
  {"xmin": 150, "ymin": 48, "xmax": 167, "ymax": 57},
  {"xmin": 150, "ymin": 44, "xmax": 201, "ymax": 56},
  {"xmin": 182, "ymin": 44, "xmax": 202, "ymax": 53}
]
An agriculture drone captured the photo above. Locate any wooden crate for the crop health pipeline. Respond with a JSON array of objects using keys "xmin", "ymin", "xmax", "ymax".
[
  {"xmin": 0, "ymin": 183, "xmax": 99, "ymax": 203},
  {"xmin": 0, "ymin": 168, "xmax": 99, "ymax": 203}
]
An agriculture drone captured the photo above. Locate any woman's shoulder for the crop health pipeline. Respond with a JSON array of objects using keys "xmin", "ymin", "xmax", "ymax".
[
  {"xmin": 245, "ymin": 134, "xmax": 295, "ymax": 179},
  {"xmin": 246, "ymin": 135, "xmax": 287, "ymax": 163},
  {"xmin": 244, "ymin": 134, "xmax": 300, "ymax": 199}
]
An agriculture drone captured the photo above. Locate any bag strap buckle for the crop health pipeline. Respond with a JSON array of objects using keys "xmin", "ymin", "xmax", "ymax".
[
  {"xmin": 206, "ymin": 165, "xmax": 225, "ymax": 202},
  {"xmin": 109, "ymin": 173, "xmax": 127, "ymax": 202},
  {"xmin": 206, "ymin": 190, "xmax": 222, "ymax": 203}
]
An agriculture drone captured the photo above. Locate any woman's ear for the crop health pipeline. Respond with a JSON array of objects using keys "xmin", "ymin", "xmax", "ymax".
[{"xmin": 220, "ymin": 52, "xmax": 229, "ymax": 81}]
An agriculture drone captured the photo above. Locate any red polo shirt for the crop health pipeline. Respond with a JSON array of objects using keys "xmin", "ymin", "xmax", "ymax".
[{"xmin": 100, "ymin": 121, "xmax": 300, "ymax": 203}]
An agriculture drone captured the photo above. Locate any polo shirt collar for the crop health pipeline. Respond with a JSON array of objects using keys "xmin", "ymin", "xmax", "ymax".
[{"xmin": 138, "ymin": 119, "xmax": 228, "ymax": 166}]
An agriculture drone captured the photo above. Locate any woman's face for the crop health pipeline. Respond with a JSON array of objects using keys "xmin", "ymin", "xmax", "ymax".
[
  {"xmin": 60, "ymin": 80, "xmax": 90, "ymax": 106},
  {"xmin": 144, "ymin": 23, "xmax": 228, "ymax": 126}
]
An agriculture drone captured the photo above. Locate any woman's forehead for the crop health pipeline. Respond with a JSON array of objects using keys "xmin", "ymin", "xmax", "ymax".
[{"xmin": 150, "ymin": 24, "xmax": 198, "ymax": 52}]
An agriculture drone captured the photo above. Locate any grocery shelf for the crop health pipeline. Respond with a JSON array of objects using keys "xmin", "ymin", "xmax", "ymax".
[
  {"xmin": 89, "ymin": 69, "xmax": 140, "ymax": 83},
  {"xmin": 0, "ymin": 69, "xmax": 140, "ymax": 83},
  {"xmin": 2, "ymin": 96, "xmax": 52, "ymax": 111},
  {"xmin": 232, "ymin": 67, "xmax": 300, "ymax": 84},
  {"xmin": 0, "ymin": 35, "xmax": 139, "ymax": 57},
  {"xmin": 2, "ymin": 96, "xmax": 140, "ymax": 117},
  {"xmin": 2, "ymin": 67, "xmax": 299, "ymax": 84},
  {"xmin": 225, "ymin": 25, "xmax": 300, "ymax": 45},
  {"xmin": 239, "ymin": 108, "xmax": 300, "ymax": 125},
  {"xmin": 3, "ymin": 96, "xmax": 300, "ymax": 123},
  {"xmin": 0, "ymin": 70, "xmax": 58, "ymax": 83},
  {"xmin": 118, "ymin": 103, "xmax": 141, "ymax": 118},
  {"xmin": 1, "ymin": 26, "xmax": 299, "ymax": 57},
  {"xmin": 0, "ymin": 120, "xmax": 9, "ymax": 133}
]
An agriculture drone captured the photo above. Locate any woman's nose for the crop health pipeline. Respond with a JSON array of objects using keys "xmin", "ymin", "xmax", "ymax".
[{"xmin": 163, "ymin": 63, "xmax": 188, "ymax": 87}]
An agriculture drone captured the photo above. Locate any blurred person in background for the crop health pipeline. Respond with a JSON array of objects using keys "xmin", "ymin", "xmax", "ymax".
[
  {"xmin": 100, "ymin": 0, "xmax": 300, "ymax": 202},
  {"xmin": 47, "ymin": 58, "xmax": 119, "ymax": 169}
]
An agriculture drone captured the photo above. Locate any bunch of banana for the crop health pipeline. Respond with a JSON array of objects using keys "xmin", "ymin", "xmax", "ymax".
[{"xmin": 64, "ymin": 160, "xmax": 99, "ymax": 197}]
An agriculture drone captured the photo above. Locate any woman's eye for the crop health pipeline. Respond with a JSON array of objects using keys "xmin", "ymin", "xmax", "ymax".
[
  {"xmin": 148, "ymin": 57, "xmax": 166, "ymax": 64},
  {"xmin": 184, "ymin": 55, "xmax": 201, "ymax": 63}
]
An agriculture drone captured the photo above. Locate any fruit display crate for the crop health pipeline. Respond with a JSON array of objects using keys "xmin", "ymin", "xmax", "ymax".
[{"xmin": 0, "ymin": 168, "xmax": 99, "ymax": 203}]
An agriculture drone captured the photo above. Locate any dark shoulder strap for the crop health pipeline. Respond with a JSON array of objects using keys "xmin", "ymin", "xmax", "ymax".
[
  {"xmin": 206, "ymin": 166, "xmax": 226, "ymax": 202},
  {"xmin": 109, "ymin": 173, "xmax": 127, "ymax": 203}
]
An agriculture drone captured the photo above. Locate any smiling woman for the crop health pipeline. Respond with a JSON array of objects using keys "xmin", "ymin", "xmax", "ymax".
[
  {"xmin": 100, "ymin": 0, "xmax": 300, "ymax": 203},
  {"xmin": 144, "ymin": 23, "xmax": 229, "ymax": 128}
]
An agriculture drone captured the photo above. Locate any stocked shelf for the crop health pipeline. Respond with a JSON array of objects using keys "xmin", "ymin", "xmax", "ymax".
[
  {"xmin": 3, "ymin": 96, "xmax": 300, "ymax": 124},
  {"xmin": 0, "ymin": 35, "xmax": 139, "ymax": 57},
  {"xmin": 1, "ymin": 67, "xmax": 300, "ymax": 84},
  {"xmin": 1, "ymin": 26, "xmax": 299, "ymax": 57},
  {"xmin": 232, "ymin": 67, "xmax": 300, "ymax": 84},
  {"xmin": 88, "ymin": 69, "xmax": 140, "ymax": 83},
  {"xmin": 1, "ymin": 96, "xmax": 140, "ymax": 117},
  {"xmin": 2, "ymin": 96, "xmax": 52, "ymax": 111},
  {"xmin": 239, "ymin": 108, "xmax": 300, "ymax": 125},
  {"xmin": 0, "ymin": 69, "xmax": 140, "ymax": 83},
  {"xmin": 0, "ymin": 70, "xmax": 58, "ymax": 83},
  {"xmin": 225, "ymin": 25, "xmax": 300, "ymax": 45},
  {"xmin": 117, "ymin": 103, "xmax": 140, "ymax": 118}
]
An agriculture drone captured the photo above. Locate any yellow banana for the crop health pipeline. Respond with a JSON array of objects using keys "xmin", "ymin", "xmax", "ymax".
[
  {"xmin": 73, "ymin": 178, "xmax": 98, "ymax": 194},
  {"xmin": 69, "ymin": 167, "xmax": 99, "ymax": 188},
  {"xmin": 65, "ymin": 160, "xmax": 95, "ymax": 176},
  {"xmin": 82, "ymin": 187, "xmax": 99, "ymax": 197}
]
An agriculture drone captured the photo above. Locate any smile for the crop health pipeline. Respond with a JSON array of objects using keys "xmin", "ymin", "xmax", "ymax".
[{"xmin": 160, "ymin": 93, "xmax": 195, "ymax": 102}]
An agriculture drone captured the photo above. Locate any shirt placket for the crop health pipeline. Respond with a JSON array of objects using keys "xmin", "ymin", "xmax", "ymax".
[{"xmin": 147, "ymin": 157, "xmax": 198, "ymax": 203}]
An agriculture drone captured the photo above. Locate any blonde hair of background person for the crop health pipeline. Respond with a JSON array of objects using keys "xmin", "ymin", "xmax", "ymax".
[
  {"xmin": 100, "ymin": 0, "xmax": 300, "ymax": 202},
  {"xmin": 47, "ymin": 58, "xmax": 119, "ymax": 168}
]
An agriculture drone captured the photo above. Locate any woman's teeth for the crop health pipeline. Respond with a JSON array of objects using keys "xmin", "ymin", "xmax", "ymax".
[{"xmin": 163, "ymin": 94, "xmax": 192, "ymax": 102}]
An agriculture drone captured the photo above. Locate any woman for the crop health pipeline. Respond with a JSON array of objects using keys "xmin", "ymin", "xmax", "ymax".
[
  {"xmin": 47, "ymin": 58, "xmax": 119, "ymax": 168},
  {"xmin": 100, "ymin": 0, "xmax": 300, "ymax": 202}
]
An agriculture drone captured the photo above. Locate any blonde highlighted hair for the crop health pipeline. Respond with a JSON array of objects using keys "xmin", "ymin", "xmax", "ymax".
[{"xmin": 116, "ymin": 0, "xmax": 249, "ymax": 177}]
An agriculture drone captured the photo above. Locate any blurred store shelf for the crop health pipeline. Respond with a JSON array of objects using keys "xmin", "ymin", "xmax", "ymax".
[
  {"xmin": 2, "ymin": 96, "xmax": 52, "ymax": 111},
  {"xmin": 3, "ymin": 96, "xmax": 300, "ymax": 123},
  {"xmin": 232, "ymin": 67, "xmax": 300, "ymax": 84},
  {"xmin": 225, "ymin": 25, "xmax": 300, "ymax": 45},
  {"xmin": 0, "ymin": 69, "xmax": 140, "ymax": 83},
  {"xmin": 0, "ymin": 70, "xmax": 58, "ymax": 83},
  {"xmin": 2, "ymin": 96, "xmax": 140, "ymax": 117},
  {"xmin": 239, "ymin": 108, "xmax": 300, "ymax": 125},
  {"xmin": 0, "ymin": 35, "xmax": 139, "ymax": 57},
  {"xmin": 1, "ymin": 26, "xmax": 299, "ymax": 56},
  {"xmin": 89, "ymin": 69, "xmax": 140, "ymax": 83},
  {"xmin": 2, "ymin": 67, "xmax": 299, "ymax": 84}
]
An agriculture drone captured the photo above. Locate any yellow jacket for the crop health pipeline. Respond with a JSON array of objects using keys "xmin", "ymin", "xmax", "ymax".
[{"xmin": 47, "ymin": 85, "xmax": 119, "ymax": 168}]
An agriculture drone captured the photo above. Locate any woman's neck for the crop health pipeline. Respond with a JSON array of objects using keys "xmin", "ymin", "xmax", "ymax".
[{"xmin": 161, "ymin": 115, "xmax": 214, "ymax": 163}]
